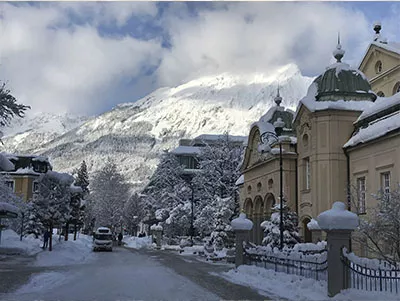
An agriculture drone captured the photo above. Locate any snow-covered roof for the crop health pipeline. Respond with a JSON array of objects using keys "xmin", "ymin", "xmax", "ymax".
[
  {"xmin": 47, "ymin": 171, "xmax": 74, "ymax": 185},
  {"xmin": 371, "ymin": 41, "xmax": 400, "ymax": 56},
  {"xmin": 10, "ymin": 167, "xmax": 40, "ymax": 176},
  {"xmin": 194, "ymin": 134, "xmax": 247, "ymax": 143},
  {"xmin": 0, "ymin": 202, "xmax": 19, "ymax": 214},
  {"xmin": 170, "ymin": 146, "xmax": 202, "ymax": 155},
  {"xmin": 344, "ymin": 111, "xmax": 400, "ymax": 148},
  {"xmin": 31, "ymin": 156, "xmax": 50, "ymax": 163},
  {"xmin": 235, "ymin": 174, "xmax": 244, "ymax": 186},
  {"xmin": 0, "ymin": 154, "xmax": 15, "ymax": 171},
  {"xmin": 356, "ymin": 92, "xmax": 400, "ymax": 122},
  {"xmin": 317, "ymin": 202, "xmax": 358, "ymax": 231},
  {"xmin": 325, "ymin": 62, "xmax": 368, "ymax": 81},
  {"xmin": 294, "ymin": 83, "xmax": 374, "ymax": 121},
  {"xmin": 70, "ymin": 184, "xmax": 83, "ymax": 194}
]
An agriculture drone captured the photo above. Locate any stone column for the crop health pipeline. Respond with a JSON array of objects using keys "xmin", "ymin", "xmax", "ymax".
[
  {"xmin": 231, "ymin": 213, "xmax": 253, "ymax": 268},
  {"xmin": 317, "ymin": 202, "xmax": 359, "ymax": 297}
]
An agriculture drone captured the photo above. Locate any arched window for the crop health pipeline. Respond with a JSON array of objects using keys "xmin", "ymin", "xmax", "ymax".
[
  {"xmin": 257, "ymin": 182, "xmax": 262, "ymax": 192},
  {"xmin": 375, "ymin": 61, "xmax": 383, "ymax": 74},
  {"xmin": 393, "ymin": 82, "xmax": 400, "ymax": 95},
  {"xmin": 268, "ymin": 179, "xmax": 273, "ymax": 189},
  {"xmin": 302, "ymin": 133, "xmax": 309, "ymax": 148},
  {"xmin": 377, "ymin": 91, "xmax": 385, "ymax": 97},
  {"xmin": 247, "ymin": 185, "xmax": 252, "ymax": 194}
]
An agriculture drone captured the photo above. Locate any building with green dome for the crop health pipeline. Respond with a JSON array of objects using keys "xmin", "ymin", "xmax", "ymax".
[{"xmin": 239, "ymin": 28, "xmax": 400, "ymax": 256}]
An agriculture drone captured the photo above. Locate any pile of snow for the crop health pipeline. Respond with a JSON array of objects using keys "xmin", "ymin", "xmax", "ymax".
[
  {"xmin": 179, "ymin": 245, "xmax": 204, "ymax": 256},
  {"xmin": 317, "ymin": 202, "xmax": 359, "ymax": 230},
  {"xmin": 342, "ymin": 247, "xmax": 398, "ymax": 271},
  {"xmin": 15, "ymin": 272, "xmax": 70, "ymax": 294},
  {"xmin": 150, "ymin": 224, "xmax": 163, "ymax": 231},
  {"xmin": 221, "ymin": 265, "xmax": 400, "ymax": 301},
  {"xmin": 34, "ymin": 234, "xmax": 95, "ymax": 267},
  {"xmin": 123, "ymin": 236, "xmax": 153, "ymax": 249},
  {"xmin": 307, "ymin": 218, "xmax": 321, "ymax": 230},
  {"xmin": 0, "ymin": 153, "xmax": 14, "ymax": 171},
  {"xmin": 245, "ymin": 243, "xmax": 327, "ymax": 263},
  {"xmin": 0, "ymin": 229, "xmax": 42, "ymax": 255}
]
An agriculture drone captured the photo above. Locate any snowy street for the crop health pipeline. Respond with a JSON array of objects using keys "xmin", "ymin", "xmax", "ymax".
[{"xmin": 0, "ymin": 245, "xmax": 267, "ymax": 301}]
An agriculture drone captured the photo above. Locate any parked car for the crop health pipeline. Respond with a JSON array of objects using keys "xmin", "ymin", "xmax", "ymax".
[{"xmin": 93, "ymin": 227, "xmax": 113, "ymax": 252}]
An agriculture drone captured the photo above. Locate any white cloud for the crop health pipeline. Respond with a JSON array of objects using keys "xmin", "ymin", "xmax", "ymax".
[
  {"xmin": 156, "ymin": 2, "xmax": 374, "ymax": 87},
  {"xmin": 0, "ymin": 2, "xmax": 398, "ymax": 116},
  {"xmin": 0, "ymin": 3, "xmax": 163, "ymax": 115}
]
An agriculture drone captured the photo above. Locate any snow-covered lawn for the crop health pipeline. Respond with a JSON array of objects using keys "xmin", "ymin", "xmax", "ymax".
[
  {"xmin": 0, "ymin": 229, "xmax": 43, "ymax": 255},
  {"xmin": 220, "ymin": 265, "xmax": 400, "ymax": 301},
  {"xmin": 123, "ymin": 235, "xmax": 153, "ymax": 249},
  {"xmin": 15, "ymin": 272, "xmax": 71, "ymax": 294},
  {"xmin": 34, "ymin": 234, "xmax": 95, "ymax": 267}
]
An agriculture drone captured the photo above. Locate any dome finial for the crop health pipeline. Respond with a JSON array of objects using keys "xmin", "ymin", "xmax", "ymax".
[
  {"xmin": 333, "ymin": 32, "xmax": 345, "ymax": 63},
  {"xmin": 274, "ymin": 83, "xmax": 282, "ymax": 106}
]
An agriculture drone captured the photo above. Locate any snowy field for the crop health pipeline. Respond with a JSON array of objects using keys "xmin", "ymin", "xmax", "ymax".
[{"xmin": 220, "ymin": 265, "xmax": 400, "ymax": 301}]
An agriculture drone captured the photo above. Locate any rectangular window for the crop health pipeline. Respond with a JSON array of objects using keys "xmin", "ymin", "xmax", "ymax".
[
  {"xmin": 304, "ymin": 158, "xmax": 310, "ymax": 190},
  {"xmin": 5, "ymin": 180, "xmax": 14, "ymax": 191},
  {"xmin": 357, "ymin": 177, "xmax": 366, "ymax": 214},
  {"xmin": 33, "ymin": 181, "xmax": 39, "ymax": 193},
  {"xmin": 381, "ymin": 172, "xmax": 391, "ymax": 200}
]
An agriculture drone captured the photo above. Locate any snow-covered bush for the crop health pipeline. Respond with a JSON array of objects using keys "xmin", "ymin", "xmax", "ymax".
[{"xmin": 261, "ymin": 204, "xmax": 301, "ymax": 249}]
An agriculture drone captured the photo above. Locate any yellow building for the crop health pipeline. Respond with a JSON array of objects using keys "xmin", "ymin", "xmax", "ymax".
[
  {"xmin": 239, "ymin": 24, "xmax": 400, "ymax": 249},
  {"xmin": 1, "ymin": 154, "xmax": 52, "ymax": 202}
]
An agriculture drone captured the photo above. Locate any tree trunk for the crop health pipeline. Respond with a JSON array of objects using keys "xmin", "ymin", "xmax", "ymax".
[
  {"xmin": 49, "ymin": 223, "xmax": 53, "ymax": 251},
  {"xmin": 64, "ymin": 221, "xmax": 69, "ymax": 241},
  {"xmin": 74, "ymin": 221, "xmax": 77, "ymax": 241}
]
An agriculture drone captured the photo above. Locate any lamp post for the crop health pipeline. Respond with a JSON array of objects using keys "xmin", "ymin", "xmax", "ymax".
[{"xmin": 260, "ymin": 117, "xmax": 285, "ymax": 250}]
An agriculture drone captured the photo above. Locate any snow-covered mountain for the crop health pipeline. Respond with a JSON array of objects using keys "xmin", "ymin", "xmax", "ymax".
[
  {"xmin": 2, "ymin": 112, "xmax": 90, "ymax": 153},
  {"xmin": 2, "ymin": 64, "xmax": 314, "ymax": 190}
]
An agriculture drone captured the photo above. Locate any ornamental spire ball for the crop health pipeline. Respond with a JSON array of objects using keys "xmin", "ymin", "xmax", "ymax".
[
  {"xmin": 333, "ymin": 32, "xmax": 345, "ymax": 63},
  {"xmin": 274, "ymin": 84, "xmax": 282, "ymax": 106}
]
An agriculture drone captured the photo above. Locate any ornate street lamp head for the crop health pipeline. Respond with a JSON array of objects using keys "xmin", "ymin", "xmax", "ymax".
[{"xmin": 273, "ymin": 117, "xmax": 285, "ymax": 137}]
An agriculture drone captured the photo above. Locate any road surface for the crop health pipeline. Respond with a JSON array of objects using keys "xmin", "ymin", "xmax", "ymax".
[{"xmin": 0, "ymin": 247, "xmax": 268, "ymax": 301}]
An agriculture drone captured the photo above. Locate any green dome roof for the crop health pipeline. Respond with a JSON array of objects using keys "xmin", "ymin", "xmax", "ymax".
[{"xmin": 313, "ymin": 42, "xmax": 376, "ymax": 102}]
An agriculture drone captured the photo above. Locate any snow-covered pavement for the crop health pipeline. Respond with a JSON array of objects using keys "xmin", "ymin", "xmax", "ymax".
[{"xmin": 2, "ymin": 247, "xmax": 222, "ymax": 301}]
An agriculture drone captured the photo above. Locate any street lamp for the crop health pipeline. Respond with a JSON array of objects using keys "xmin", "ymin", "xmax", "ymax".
[{"xmin": 260, "ymin": 117, "xmax": 285, "ymax": 250}]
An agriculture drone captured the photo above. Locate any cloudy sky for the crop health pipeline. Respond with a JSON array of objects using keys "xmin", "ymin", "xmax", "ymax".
[{"xmin": 0, "ymin": 2, "xmax": 399, "ymax": 116}]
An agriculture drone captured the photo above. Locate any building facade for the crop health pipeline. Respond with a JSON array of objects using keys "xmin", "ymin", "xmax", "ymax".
[
  {"xmin": 238, "ymin": 24, "xmax": 400, "ymax": 248},
  {"xmin": 1, "ymin": 154, "xmax": 52, "ymax": 202}
]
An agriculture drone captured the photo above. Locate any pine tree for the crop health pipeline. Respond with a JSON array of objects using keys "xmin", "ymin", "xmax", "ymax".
[
  {"xmin": 30, "ymin": 171, "xmax": 74, "ymax": 251},
  {"xmin": 0, "ymin": 82, "xmax": 30, "ymax": 127},
  {"xmin": 123, "ymin": 193, "xmax": 145, "ymax": 236},
  {"xmin": 261, "ymin": 204, "xmax": 301, "ymax": 249},
  {"xmin": 75, "ymin": 160, "xmax": 89, "ymax": 196}
]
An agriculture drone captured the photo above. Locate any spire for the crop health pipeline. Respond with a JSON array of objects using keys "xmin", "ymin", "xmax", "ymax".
[
  {"xmin": 333, "ymin": 32, "xmax": 345, "ymax": 63},
  {"xmin": 274, "ymin": 84, "xmax": 282, "ymax": 106}
]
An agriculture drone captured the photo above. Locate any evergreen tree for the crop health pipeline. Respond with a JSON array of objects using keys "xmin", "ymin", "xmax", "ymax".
[
  {"xmin": 30, "ymin": 171, "xmax": 74, "ymax": 251},
  {"xmin": 75, "ymin": 160, "xmax": 89, "ymax": 196},
  {"xmin": 90, "ymin": 159, "xmax": 131, "ymax": 232},
  {"xmin": 0, "ymin": 82, "xmax": 30, "ymax": 127},
  {"xmin": 123, "ymin": 193, "xmax": 145, "ymax": 236},
  {"xmin": 261, "ymin": 204, "xmax": 301, "ymax": 249}
]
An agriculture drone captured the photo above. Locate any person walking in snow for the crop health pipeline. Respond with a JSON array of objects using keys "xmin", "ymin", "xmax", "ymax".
[
  {"xmin": 43, "ymin": 230, "xmax": 50, "ymax": 249},
  {"xmin": 118, "ymin": 233, "xmax": 123, "ymax": 246}
]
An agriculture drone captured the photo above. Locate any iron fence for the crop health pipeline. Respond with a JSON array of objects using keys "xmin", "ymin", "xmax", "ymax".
[
  {"xmin": 342, "ymin": 251, "xmax": 400, "ymax": 294},
  {"xmin": 244, "ymin": 247, "xmax": 328, "ymax": 281}
]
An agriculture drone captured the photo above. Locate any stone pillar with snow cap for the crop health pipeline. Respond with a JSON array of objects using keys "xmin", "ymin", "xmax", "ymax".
[
  {"xmin": 317, "ymin": 201, "xmax": 359, "ymax": 297},
  {"xmin": 231, "ymin": 212, "xmax": 253, "ymax": 268},
  {"xmin": 150, "ymin": 224, "xmax": 163, "ymax": 249}
]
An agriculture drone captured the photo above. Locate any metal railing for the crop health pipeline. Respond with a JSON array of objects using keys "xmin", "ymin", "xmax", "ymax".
[
  {"xmin": 342, "ymin": 249, "xmax": 400, "ymax": 294},
  {"xmin": 244, "ymin": 246, "xmax": 328, "ymax": 281}
]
